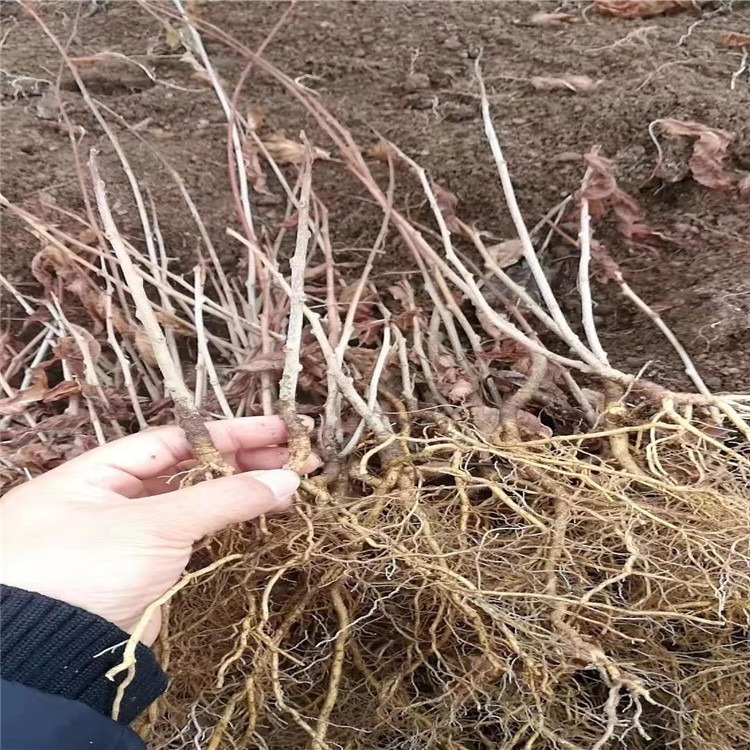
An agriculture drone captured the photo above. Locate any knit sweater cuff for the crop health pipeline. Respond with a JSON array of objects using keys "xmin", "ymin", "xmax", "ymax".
[{"xmin": 0, "ymin": 585, "xmax": 168, "ymax": 724}]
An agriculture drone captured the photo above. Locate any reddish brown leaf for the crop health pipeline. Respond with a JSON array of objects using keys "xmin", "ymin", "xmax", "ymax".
[
  {"xmin": 31, "ymin": 245, "xmax": 129, "ymax": 337},
  {"xmin": 235, "ymin": 352, "xmax": 286, "ymax": 373},
  {"xmin": 516, "ymin": 410, "xmax": 553, "ymax": 439},
  {"xmin": 12, "ymin": 441, "xmax": 66, "ymax": 470},
  {"xmin": 133, "ymin": 329, "xmax": 158, "ymax": 367},
  {"xmin": 447, "ymin": 377, "xmax": 474, "ymax": 403},
  {"xmin": 434, "ymin": 183, "xmax": 462, "ymax": 233},
  {"xmin": 478, "ymin": 339, "xmax": 532, "ymax": 366},
  {"xmin": 53, "ymin": 334, "xmax": 100, "ymax": 381},
  {"xmin": 593, "ymin": 0, "xmax": 693, "ymax": 19},
  {"xmin": 42, "ymin": 380, "xmax": 82, "ymax": 404},
  {"xmin": 243, "ymin": 141, "xmax": 271, "ymax": 196},
  {"xmin": 530, "ymin": 75, "xmax": 602, "ymax": 93},
  {"xmin": 279, "ymin": 214, "xmax": 300, "ymax": 230},
  {"xmin": 659, "ymin": 119, "xmax": 735, "ymax": 191},
  {"xmin": 0, "ymin": 332, "xmax": 17, "ymax": 372},
  {"xmin": 0, "ymin": 371, "xmax": 78, "ymax": 414},
  {"xmin": 435, "ymin": 354, "xmax": 477, "ymax": 404},
  {"xmin": 590, "ymin": 242, "xmax": 623, "ymax": 284},
  {"xmin": 0, "ymin": 374, "xmax": 48, "ymax": 416},
  {"xmin": 721, "ymin": 32, "xmax": 750, "ymax": 47},
  {"xmin": 353, "ymin": 305, "xmax": 385, "ymax": 346},
  {"xmin": 582, "ymin": 150, "xmax": 653, "ymax": 239},
  {"xmin": 529, "ymin": 11, "xmax": 581, "ymax": 26}
]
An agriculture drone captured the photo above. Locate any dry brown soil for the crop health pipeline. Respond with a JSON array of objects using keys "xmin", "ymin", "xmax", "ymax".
[{"xmin": 1, "ymin": 0, "xmax": 750, "ymax": 392}]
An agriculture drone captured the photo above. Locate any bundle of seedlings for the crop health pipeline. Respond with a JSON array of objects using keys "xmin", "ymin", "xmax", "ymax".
[{"xmin": 2, "ymin": 5, "xmax": 750, "ymax": 750}]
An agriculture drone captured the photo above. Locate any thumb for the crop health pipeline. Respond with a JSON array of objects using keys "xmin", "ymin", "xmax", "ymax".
[{"xmin": 147, "ymin": 469, "xmax": 300, "ymax": 541}]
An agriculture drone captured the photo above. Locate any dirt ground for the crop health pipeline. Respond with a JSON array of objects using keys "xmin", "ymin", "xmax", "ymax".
[{"xmin": 2, "ymin": 0, "xmax": 750, "ymax": 393}]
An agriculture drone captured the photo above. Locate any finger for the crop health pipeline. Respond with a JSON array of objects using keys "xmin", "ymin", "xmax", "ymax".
[
  {"xmin": 139, "ymin": 450, "xmax": 322, "ymax": 497},
  {"xmin": 236, "ymin": 448, "xmax": 322, "ymax": 474},
  {"xmin": 144, "ymin": 469, "xmax": 300, "ymax": 541},
  {"xmin": 235, "ymin": 446, "xmax": 291, "ymax": 471},
  {"xmin": 50, "ymin": 417, "xmax": 290, "ymax": 495}
]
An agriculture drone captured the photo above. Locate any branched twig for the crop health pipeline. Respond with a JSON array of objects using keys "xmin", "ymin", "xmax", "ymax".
[
  {"xmin": 229, "ymin": 229, "xmax": 394, "ymax": 442},
  {"xmin": 89, "ymin": 151, "xmax": 233, "ymax": 483},
  {"xmin": 277, "ymin": 153, "xmax": 313, "ymax": 472}
]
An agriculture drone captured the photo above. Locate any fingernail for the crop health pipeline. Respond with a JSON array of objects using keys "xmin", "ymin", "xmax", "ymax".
[{"xmin": 252, "ymin": 469, "xmax": 300, "ymax": 502}]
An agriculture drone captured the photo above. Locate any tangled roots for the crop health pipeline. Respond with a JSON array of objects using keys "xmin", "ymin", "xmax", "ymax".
[{"xmin": 141, "ymin": 420, "xmax": 750, "ymax": 750}]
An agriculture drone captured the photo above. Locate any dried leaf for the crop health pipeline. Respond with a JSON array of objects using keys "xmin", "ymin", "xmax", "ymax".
[
  {"xmin": 165, "ymin": 26, "xmax": 182, "ymax": 50},
  {"xmin": 262, "ymin": 134, "xmax": 330, "ymax": 165},
  {"xmin": 435, "ymin": 355, "xmax": 477, "ymax": 404},
  {"xmin": 486, "ymin": 239, "xmax": 525, "ymax": 269},
  {"xmin": 593, "ymin": 0, "xmax": 693, "ymax": 19},
  {"xmin": 387, "ymin": 282, "xmax": 410, "ymax": 304},
  {"xmin": 721, "ymin": 32, "xmax": 750, "ymax": 47},
  {"xmin": 12, "ymin": 442, "xmax": 66, "ymax": 471},
  {"xmin": 529, "ymin": 11, "xmax": 581, "ymax": 26},
  {"xmin": 247, "ymin": 105, "xmax": 266, "ymax": 131},
  {"xmin": 354, "ymin": 306, "xmax": 385, "ymax": 346},
  {"xmin": 516, "ymin": 410, "xmax": 553, "ymax": 439},
  {"xmin": 78, "ymin": 227, "xmax": 98, "ymax": 245},
  {"xmin": 279, "ymin": 214, "xmax": 300, "ymax": 230},
  {"xmin": 0, "ymin": 370, "xmax": 79, "ymax": 415},
  {"xmin": 235, "ymin": 352, "xmax": 286, "ymax": 373},
  {"xmin": 470, "ymin": 405, "xmax": 501, "ymax": 439},
  {"xmin": 31, "ymin": 245, "xmax": 129, "ymax": 337},
  {"xmin": 530, "ymin": 75, "xmax": 602, "ymax": 93},
  {"xmin": 590, "ymin": 241, "xmax": 623, "ymax": 284},
  {"xmin": 242, "ymin": 141, "xmax": 271, "ymax": 196},
  {"xmin": 447, "ymin": 377, "xmax": 475, "ymax": 403},
  {"xmin": 155, "ymin": 310, "xmax": 194, "ymax": 336},
  {"xmin": 178, "ymin": 48, "xmax": 220, "ymax": 87},
  {"xmin": 0, "ymin": 372, "xmax": 48, "ymax": 416},
  {"xmin": 367, "ymin": 140, "xmax": 395, "ymax": 163},
  {"xmin": 582, "ymin": 150, "xmax": 653, "ymax": 238},
  {"xmin": 42, "ymin": 380, "xmax": 82, "ymax": 404},
  {"xmin": 738, "ymin": 174, "xmax": 750, "ymax": 199},
  {"xmin": 659, "ymin": 119, "xmax": 735, "ymax": 191},
  {"xmin": 134, "ymin": 329, "xmax": 158, "ymax": 367},
  {"xmin": 479, "ymin": 339, "xmax": 531, "ymax": 366},
  {"xmin": 54, "ymin": 332, "xmax": 100, "ymax": 381},
  {"xmin": 434, "ymin": 183, "xmax": 461, "ymax": 232}
]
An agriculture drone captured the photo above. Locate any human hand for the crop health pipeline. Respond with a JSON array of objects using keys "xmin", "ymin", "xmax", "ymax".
[{"xmin": 0, "ymin": 417, "xmax": 317, "ymax": 645}]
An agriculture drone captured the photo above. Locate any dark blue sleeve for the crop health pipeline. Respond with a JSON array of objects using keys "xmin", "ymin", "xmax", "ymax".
[
  {"xmin": 1, "ymin": 586, "xmax": 168, "ymax": 749},
  {"xmin": 1, "ymin": 680, "xmax": 145, "ymax": 750}
]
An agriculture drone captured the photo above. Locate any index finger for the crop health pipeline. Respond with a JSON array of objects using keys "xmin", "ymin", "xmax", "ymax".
[{"xmin": 50, "ymin": 417, "xmax": 289, "ymax": 494}]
